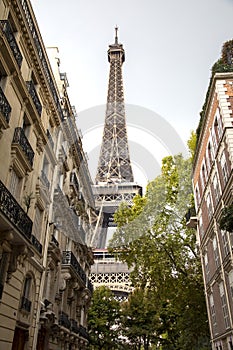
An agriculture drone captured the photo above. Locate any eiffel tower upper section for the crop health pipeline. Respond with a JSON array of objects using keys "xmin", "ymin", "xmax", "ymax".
[
  {"xmin": 92, "ymin": 28, "xmax": 142, "ymax": 248},
  {"xmin": 95, "ymin": 27, "xmax": 134, "ymax": 184}
]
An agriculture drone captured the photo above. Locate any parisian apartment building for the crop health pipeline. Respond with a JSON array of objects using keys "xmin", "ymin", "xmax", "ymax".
[
  {"xmin": 0, "ymin": 0, "xmax": 100, "ymax": 349},
  {"xmin": 192, "ymin": 41, "xmax": 233, "ymax": 350}
]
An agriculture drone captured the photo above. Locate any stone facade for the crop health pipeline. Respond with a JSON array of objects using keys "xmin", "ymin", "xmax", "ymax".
[
  {"xmin": 192, "ymin": 44, "xmax": 233, "ymax": 350},
  {"xmin": 0, "ymin": 0, "xmax": 97, "ymax": 349}
]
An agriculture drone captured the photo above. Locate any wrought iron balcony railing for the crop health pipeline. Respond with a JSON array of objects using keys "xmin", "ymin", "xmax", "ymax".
[
  {"xmin": 31, "ymin": 234, "xmax": 42, "ymax": 254},
  {"xmin": 62, "ymin": 251, "xmax": 86, "ymax": 286},
  {"xmin": 0, "ymin": 180, "xmax": 32, "ymax": 240},
  {"xmin": 59, "ymin": 311, "xmax": 71, "ymax": 330},
  {"xmin": 19, "ymin": 1, "xmax": 64, "ymax": 122},
  {"xmin": 70, "ymin": 319, "xmax": 79, "ymax": 334},
  {"xmin": 12, "ymin": 127, "xmax": 34, "ymax": 167},
  {"xmin": 26, "ymin": 81, "xmax": 42, "ymax": 116},
  {"xmin": 0, "ymin": 20, "xmax": 23, "ymax": 68},
  {"xmin": 79, "ymin": 325, "xmax": 89, "ymax": 340},
  {"xmin": 20, "ymin": 296, "xmax": 31, "ymax": 312},
  {"xmin": 0, "ymin": 86, "xmax": 11, "ymax": 124}
]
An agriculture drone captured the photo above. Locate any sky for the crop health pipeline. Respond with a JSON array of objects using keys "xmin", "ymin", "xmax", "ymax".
[{"xmin": 31, "ymin": 0, "xmax": 233, "ymax": 186}]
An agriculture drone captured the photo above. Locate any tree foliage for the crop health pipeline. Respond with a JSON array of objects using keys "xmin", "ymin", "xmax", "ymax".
[
  {"xmin": 219, "ymin": 204, "xmax": 233, "ymax": 233},
  {"xmin": 109, "ymin": 153, "xmax": 211, "ymax": 350},
  {"xmin": 88, "ymin": 286, "xmax": 123, "ymax": 350},
  {"xmin": 120, "ymin": 288, "xmax": 160, "ymax": 350}
]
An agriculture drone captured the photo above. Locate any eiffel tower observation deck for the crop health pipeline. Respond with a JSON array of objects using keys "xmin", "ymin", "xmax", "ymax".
[{"xmin": 92, "ymin": 28, "xmax": 142, "ymax": 248}]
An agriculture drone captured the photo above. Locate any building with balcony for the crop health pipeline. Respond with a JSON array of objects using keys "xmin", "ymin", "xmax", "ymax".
[
  {"xmin": 192, "ymin": 41, "xmax": 233, "ymax": 350},
  {"xmin": 0, "ymin": 0, "xmax": 96, "ymax": 349}
]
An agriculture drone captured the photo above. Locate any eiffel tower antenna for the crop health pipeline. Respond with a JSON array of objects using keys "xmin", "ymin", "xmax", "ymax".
[
  {"xmin": 115, "ymin": 25, "xmax": 118, "ymax": 44},
  {"xmin": 92, "ymin": 28, "xmax": 142, "ymax": 248}
]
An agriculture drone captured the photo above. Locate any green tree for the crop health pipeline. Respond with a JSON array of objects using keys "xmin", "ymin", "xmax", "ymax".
[
  {"xmin": 219, "ymin": 204, "xmax": 233, "ymax": 232},
  {"xmin": 120, "ymin": 288, "xmax": 160, "ymax": 350},
  {"xmin": 88, "ymin": 286, "xmax": 122, "ymax": 350},
  {"xmin": 109, "ymin": 153, "xmax": 211, "ymax": 350}
]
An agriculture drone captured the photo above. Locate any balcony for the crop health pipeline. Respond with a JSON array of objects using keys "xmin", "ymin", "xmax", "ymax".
[
  {"xmin": 19, "ymin": 1, "xmax": 64, "ymax": 123},
  {"xmin": 185, "ymin": 207, "xmax": 197, "ymax": 229},
  {"xmin": 59, "ymin": 311, "xmax": 71, "ymax": 330},
  {"xmin": 79, "ymin": 325, "xmax": 89, "ymax": 340},
  {"xmin": 26, "ymin": 81, "xmax": 42, "ymax": 116},
  {"xmin": 31, "ymin": 234, "xmax": 42, "ymax": 254},
  {"xmin": 62, "ymin": 251, "xmax": 86, "ymax": 286},
  {"xmin": 0, "ymin": 180, "xmax": 32, "ymax": 240},
  {"xmin": 53, "ymin": 188, "xmax": 86, "ymax": 244},
  {"xmin": 70, "ymin": 319, "xmax": 79, "ymax": 334},
  {"xmin": 0, "ymin": 20, "xmax": 23, "ymax": 68},
  {"xmin": 20, "ymin": 296, "xmax": 31, "ymax": 312},
  {"xmin": 12, "ymin": 127, "xmax": 34, "ymax": 169},
  {"xmin": 0, "ymin": 86, "xmax": 11, "ymax": 129}
]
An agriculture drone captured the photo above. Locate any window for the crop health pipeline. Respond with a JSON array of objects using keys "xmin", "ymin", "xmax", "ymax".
[
  {"xmin": 21, "ymin": 275, "xmax": 32, "ymax": 312},
  {"xmin": 195, "ymin": 184, "xmax": 200, "ymax": 208},
  {"xmin": 213, "ymin": 237, "xmax": 220, "ymax": 268},
  {"xmin": 9, "ymin": 169, "xmax": 22, "ymax": 201},
  {"xmin": 211, "ymin": 126, "xmax": 217, "ymax": 153},
  {"xmin": 215, "ymin": 108, "xmax": 223, "ymax": 140},
  {"xmin": 206, "ymin": 143, "xmax": 213, "ymax": 172},
  {"xmin": 221, "ymin": 230, "xmax": 230, "ymax": 257},
  {"xmin": 33, "ymin": 206, "xmax": 43, "ymax": 241},
  {"xmin": 204, "ymin": 252, "xmax": 210, "ymax": 282},
  {"xmin": 201, "ymin": 162, "xmax": 207, "ymax": 189},
  {"xmin": 208, "ymin": 140, "xmax": 214, "ymax": 162},
  {"xmin": 209, "ymin": 294, "xmax": 217, "ymax": 332},
  {"xmin": 219, "ymin": 282, "xmax": 230, "ymax": 329},
  {"xmin": 199, "ymin": 215, "xmax": 204, "ymax": 238},
  {"xmin": 42, "ymin": 156, "xmax": 49, "ymax": 177},
  {"xmin": 213, "ymin": 174, "xmax": 220, "ymax": 204},
  {"xmin": 0, "ymin": 252, "xmax": 9, "ymax": 299},
  {"xmin": 228, "ymin": 270, "xmax": 233, "ymax": 300},
  {"xmin": 22, "ymin": 114, "xmax": 31, "ymax": 138},
  {"xmin": 206, "ymin": 193, "xmax": 213, "ymax": 220},
  {"xmin": 220, "ymin": 151, "xmax": 229, "ymax": 185},
  {"xmin": 228, "ymin": 338, "xmax": 233, "ymax": 350}
]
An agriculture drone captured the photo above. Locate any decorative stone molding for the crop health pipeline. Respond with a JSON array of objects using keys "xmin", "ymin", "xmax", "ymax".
[
  {"xmin": 7, "ymin": 244, "xmax": 33, "ymax": 281},
  {"xmin": 59, "ymin": 272, "xmax": 71, "ymax": 292}
]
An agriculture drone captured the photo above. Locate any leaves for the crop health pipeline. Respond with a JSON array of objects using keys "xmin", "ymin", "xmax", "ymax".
[
  {"xmin": 219, "ymin": 204, "xmax": 233, "ymax": 233},
  {"xmin": 88, "ymin": 286, "xmax": 122, "ymax": 350},
  {"xmin": 109, "ymin": 151, "xmax": 211, "ymax": 349}
]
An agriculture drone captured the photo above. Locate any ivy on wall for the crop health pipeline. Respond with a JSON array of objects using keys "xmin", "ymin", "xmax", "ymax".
[{"xmin": 196, "ymin": 40, "xmax": 233, "ymax": 143}]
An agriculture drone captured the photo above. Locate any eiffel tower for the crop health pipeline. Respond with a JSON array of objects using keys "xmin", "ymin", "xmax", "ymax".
[{"xmin": 92, "ymin": 28, "xmax": 142, "ymax": 248}]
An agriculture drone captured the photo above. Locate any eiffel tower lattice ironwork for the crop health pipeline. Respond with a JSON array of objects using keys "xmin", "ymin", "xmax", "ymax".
[{"xmin": 92, "ymin": 28, "xmax": 142, "ymax": 249}]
